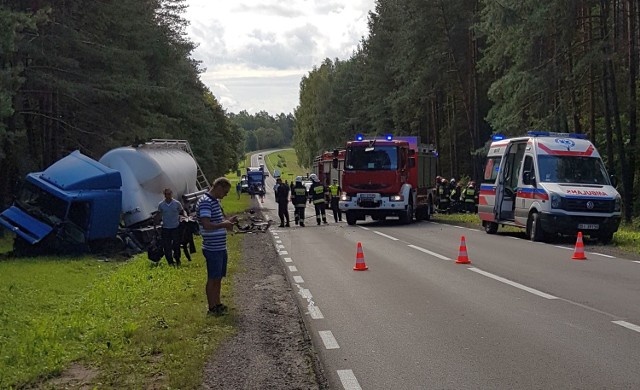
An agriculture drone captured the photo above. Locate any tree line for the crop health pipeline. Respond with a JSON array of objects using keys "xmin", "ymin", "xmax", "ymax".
[
  {"xmin": 229, "ymin": 110, "xmax": 294, "ymax": 152},
  {"xmin": 293, "ymin": 0, "xmax": 639, "ymax": 222},
  {"xmin": 0, "ymin": 1, "xmax": 245, "ymax": 208}
]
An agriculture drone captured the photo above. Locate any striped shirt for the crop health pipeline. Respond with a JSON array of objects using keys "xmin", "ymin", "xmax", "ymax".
[{"xmin": 196, "ymin": 193, "xmax": 226, "ymax": 251}]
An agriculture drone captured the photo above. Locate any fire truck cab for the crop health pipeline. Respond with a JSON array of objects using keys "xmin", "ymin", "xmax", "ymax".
[{"xmin": 478, "ymin": 132, "xmax": 621, "ymax": 243}]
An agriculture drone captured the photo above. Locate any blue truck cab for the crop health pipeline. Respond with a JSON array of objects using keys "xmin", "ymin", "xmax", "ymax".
[{"xmin": 0, "ymin": 151, "xmax": 122, "ymax": 251}]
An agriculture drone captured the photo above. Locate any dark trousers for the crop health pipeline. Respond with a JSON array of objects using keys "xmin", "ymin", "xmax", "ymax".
[
  {"xmin": 161, "ymin": 227, "xmax": 181, "ymax": 265},
  {"xmin": 314, "ymin": 202, "xmax": 327, "ymax": 224},
  {"xmin": 330, "ymin": 197, "xmax": 341, "ymax": 222},
  {"xmin": 294, "ymin": 206, "xmax": 306, "ymax": 226},
  {"xmin": 277, "ymin": 201, "xmax": 290, "ymax": 225}
]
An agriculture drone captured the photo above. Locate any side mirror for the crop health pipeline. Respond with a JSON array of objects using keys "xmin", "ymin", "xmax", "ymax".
[
  {"xmin": 408, "ymin": 157, "xmax": 416, "ymax": 168},
  {"xmin": 610, "ymin": 175, "xmax": 617, "ymax": 187},
  {"xmin": 332, "ymin": 158, "xmax": 338, "ymax": 169}
]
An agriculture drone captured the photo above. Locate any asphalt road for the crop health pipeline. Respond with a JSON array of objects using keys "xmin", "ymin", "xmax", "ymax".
[{"xmin": 254, "ymin": 152, "xmax": 640, "ymax": 389}]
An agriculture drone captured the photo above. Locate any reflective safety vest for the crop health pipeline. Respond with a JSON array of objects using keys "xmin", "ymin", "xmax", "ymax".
[
  {"xmin": 329, "ymin": 184, "xmax": 340, "ymax": 197},
  {"xmin": 292, "ymin": 186, "xmax": 307, "ymax": 207},
  {"xmin": 311, "ymin": 183, "xmax": 326, "ymax": 204},
  {"xmin": 465, "ymin": 188, "xmax": 476, "ymax": 203}
]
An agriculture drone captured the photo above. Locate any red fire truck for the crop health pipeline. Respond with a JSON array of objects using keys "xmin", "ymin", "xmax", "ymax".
[
  {"xmin": 312, "ymin": 149, "xmax": 346, "ymax": 187},
  {"xmin": 339, "ymin": 135, "xmax": 437, "ymax": 225}
]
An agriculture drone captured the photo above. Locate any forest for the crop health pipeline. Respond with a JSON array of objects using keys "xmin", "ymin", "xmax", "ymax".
[
  {"xmin": 293, "ymin": 0, "xmax": 640, "ymax": 222},
  {"xmin": 0, "ymin": 1, "xmax": 249, "ymax": 210}
]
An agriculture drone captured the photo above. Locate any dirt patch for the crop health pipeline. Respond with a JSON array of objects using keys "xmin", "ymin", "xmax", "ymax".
[
  {"xmin": 35, "ymin": 362, "xmax": 99, "ymax": 390},
  {"xmin": 201, "ymin": 210, "xmax": 327, "ymax": 389}
]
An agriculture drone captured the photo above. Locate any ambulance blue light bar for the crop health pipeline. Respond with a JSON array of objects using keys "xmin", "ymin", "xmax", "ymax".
[
  {"xmin": 527, "ymin": 131, "xmax": 587, "ymax": 139},
  {"xmin": 492, "ymin": 134, "xmax": 506, "ymax": 141},
  {"xmin": 355, "ymin": 134, "xmax": 364, "ymax": 141},
  {"xmin": 385, "ymin": 134, "xmax": 393, "ymax": 141}
]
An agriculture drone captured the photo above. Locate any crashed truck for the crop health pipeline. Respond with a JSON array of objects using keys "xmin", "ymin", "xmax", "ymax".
[{"xmin": 0, "ymin": 139, "xmax": 209, "ymax": 256}]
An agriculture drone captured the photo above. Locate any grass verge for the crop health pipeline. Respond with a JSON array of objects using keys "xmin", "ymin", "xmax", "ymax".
[
  {"xmin": 0, "ymin": 190, "xmax": 249, "ymax": 389},
  {"xmin": 263, "ymin": 149, "xmax": 308, "ymax": 182}
]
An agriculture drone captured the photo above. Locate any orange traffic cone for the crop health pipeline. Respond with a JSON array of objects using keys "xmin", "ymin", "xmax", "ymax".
[
  {"xmin": 456, "ymin": 236, "xmax": 471, "ymax": 264},
  {"xmin": 572, "ymin": 232, "xmax": 587, "ymax": 260},
  {"xmin": 353, "ymin": 242, "xmax": 368, "ymax": 271}
]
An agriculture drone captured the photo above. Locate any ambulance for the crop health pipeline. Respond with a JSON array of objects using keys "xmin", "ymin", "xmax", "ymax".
[{"xmin": 478, "ymin": 131, "xmax": 621, "ymax": 243}]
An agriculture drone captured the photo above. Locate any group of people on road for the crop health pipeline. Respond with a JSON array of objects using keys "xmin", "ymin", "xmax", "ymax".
[
  {"xmin": 273, "ymin": 174, "xmax": 342, "ymax": 228},
  {"xmin": 435, "ymin": 176, "xmax": 478, "ymax": 214}
]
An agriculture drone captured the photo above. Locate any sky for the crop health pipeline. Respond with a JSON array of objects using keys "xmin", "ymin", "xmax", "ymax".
[{"xmin": 182, "ymin": 0, "xmax": 376, "ymax": 116}]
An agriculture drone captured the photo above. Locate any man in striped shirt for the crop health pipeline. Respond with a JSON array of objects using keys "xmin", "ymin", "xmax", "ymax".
[{"xmin": 196, "ymin": 177, "xmax": 238, "ymax": 316}]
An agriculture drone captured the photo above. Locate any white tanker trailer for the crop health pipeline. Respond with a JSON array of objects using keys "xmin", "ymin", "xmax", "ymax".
[{"xmin": 0, "ymin": 139, "xmax": 208, "ymax": 255}]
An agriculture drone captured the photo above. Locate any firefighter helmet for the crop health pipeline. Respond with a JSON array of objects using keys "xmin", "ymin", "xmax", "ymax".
[
  {"xmin": 468, "ymin": 181, "xmax": 475, "ymax": 187},
  {"xmin": 295, "ymin": 176, "xmax": 302, "ymax": 183},
  {"xmin": 450, "ymin": 178, "xmax": 456, "ymax": 185},
  {"xmin": 309, "ymin": 173, "xmax": 318, "ymax": 182}
]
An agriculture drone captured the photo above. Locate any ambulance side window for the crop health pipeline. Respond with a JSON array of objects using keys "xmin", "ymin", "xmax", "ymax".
[
  {"xmin": 483, "ymin": 157, "xmax": 501, "ymax": 184},
  {"xmin": 522, "ymin": 156, "xmax": 535, "ymax": 185}
]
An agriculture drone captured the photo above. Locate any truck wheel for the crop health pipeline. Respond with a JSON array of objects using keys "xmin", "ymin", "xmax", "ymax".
[
  {"xmin": 346, "ymin": 211, "xmax": 357, "ymax": 226},
  {"xmin": 484, "ymin": 221, "xmax": 498, "ymax": 234},
  {"xmin": 527, "ymin": 212, "xmax": 545, "ymax": 242},
  {"xmin": 598, "ymin": 232, "xmax": 613, "ymax": 244},
  {"xmin": 400, "ymin": 202, "xmax": 413, "ymax": 224}
]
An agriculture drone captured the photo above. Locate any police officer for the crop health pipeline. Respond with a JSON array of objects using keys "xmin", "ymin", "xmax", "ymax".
[
  {"xmin": 291, "ymin": 176, "xmax": 308, "ymax": 227},
  {"xmin": 308, "ymin": 173, "xmax": 328, "ymax": 225},
  {"xmin": 328, "ymin": 178, "xmax": 342, "ymax": 222}
]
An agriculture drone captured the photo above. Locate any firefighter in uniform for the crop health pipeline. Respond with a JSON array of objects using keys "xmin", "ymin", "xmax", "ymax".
[
  {"xmin": 464, "ymin": 181, "xmax": 476, "ymax": 213},
  {"xmin": 438, "ymin": 178, "xmax": 450, "ymax": 213},
  {"xmin": 308, "ymin": 173, "xmax": 328, "ymax": 225},
  {"xmin": 328, "ymin": 178, "xmax": 342, "ymax": 222},
  {"xmin": 291, "ymin": 176, "xmax": 308, "ymax": 227}
]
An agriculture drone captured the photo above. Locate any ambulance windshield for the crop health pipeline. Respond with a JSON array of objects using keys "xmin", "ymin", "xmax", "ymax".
[
  {"xmin": 345, "ymin": 146, "xmax": 398, "ymax": 171},
  {"xmin": 537, "ymin": 155, "xmax": 610, "ymax": 185}
]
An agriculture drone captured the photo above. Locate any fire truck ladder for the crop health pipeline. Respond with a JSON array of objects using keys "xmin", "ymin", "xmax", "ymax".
[{"xmin": 146, "ymin": 139, "xmax": 211, "ymax": 191}]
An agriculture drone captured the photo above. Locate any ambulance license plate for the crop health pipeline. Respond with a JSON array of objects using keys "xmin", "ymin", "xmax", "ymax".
[{"xmin": 578, "ymin": 223, "xmax": 599, "ymax": 230}]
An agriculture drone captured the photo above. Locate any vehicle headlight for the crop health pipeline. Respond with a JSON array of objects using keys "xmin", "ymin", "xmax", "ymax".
[
  {"xmin": 550, "ymin": 193, "xmax": 561, "ymax": 209},
  {"xmin": 390, "ymin": 194, "xmax": 404, "ymax": 202},
  {"xmin": 340, "ymin": 193, "xmax": 351, "ymax": 201},
  {"xmin": 614, "ymin": 196, "xmax": 622, "ymax": 212}
]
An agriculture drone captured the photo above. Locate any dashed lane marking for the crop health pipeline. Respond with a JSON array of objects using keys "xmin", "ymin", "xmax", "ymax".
[
  {"xmin": 337, "ymin": 370, "xmax": 362, "ymax": 390},
  {"xmin": 469, "ymin": 267, "xmax": 558, "ymax": 300},
  {"xmin": 279, "ymin": 251, "xmax": 289, "ymax": 255},
  {"xmin": 284, "ymin": 257, "xmax": 293, "ymax": 263},
  {"xmin": 612, "ymin": 320, "xmax": 640, "ymax": 334},
  {"xmin": 373, "ymin": 231, "xmax": 399, "ymax": 241},
  {"xmin": 407, "ymin": 244, "xmax": 452, "ymax": 261},
  {"xmin": 319, "ymin": 330, "xmax": 340, "ymax": 349},
  {"xmin": 293, "ymin": 275, "xmax": 304, "ymax": 283},
  {"xmin": 288, "ymin": 265, "xmax": 297, "ymax": 272}
]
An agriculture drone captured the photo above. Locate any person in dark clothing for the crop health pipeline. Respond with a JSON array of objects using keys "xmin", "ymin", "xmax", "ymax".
[
  {"xmin": 291, "ymin": 176, "xmax": 308, "ymax": 227},
  {"xmin": 275, "ymin": 178, "xmax": 290, "ymax": 227},
  {"xmin": 308, "ymin": 173, "xmax": 327, "ymax": 225}
]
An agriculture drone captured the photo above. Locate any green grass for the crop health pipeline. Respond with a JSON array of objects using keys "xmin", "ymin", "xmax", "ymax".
[
  {"xmin": 263, "ymin": 149, "xmax": 308, "ymax": 183},
  {"xmin": 0, "ymin": 193, "xmax": 249, "ymax": 389}
]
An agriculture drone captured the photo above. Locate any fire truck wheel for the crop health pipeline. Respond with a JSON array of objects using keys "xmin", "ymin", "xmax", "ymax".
[
  {"xmin": 400, "ymin": 202, "xmax": 413, "ymax": 224},
  {"xmin": 484, "ymin": 221, "xmax": 498, "ymax": 234},
  {"xmin": 346, "ymin": 211, "xmax": 357, "ymax": 226},
  {"xmin": 527, "ymin": 212, "xmax": 545, "ymax": 242}
]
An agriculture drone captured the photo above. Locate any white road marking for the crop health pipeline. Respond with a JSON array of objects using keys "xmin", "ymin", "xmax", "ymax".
[
  {"xmin": 592, "ymin": 252, "xmax": 615, "ymax": 258},
  {"xmin": 359, "ymin": 226, "xmax": 370, "ymax": 231},
  {"xmin": 554, "ymin": 245, "xmax": 572, "ymax": 250},
  {"xmin": 288, "ymin": 265, "xmax": 298, "ymax": 272},
  {"xmin": 634, "ymin": 261, "xmax": 640, "ymax": 264},
  {"xmin": 284, "ymin": 257, "xmax": 293, "ymax": 263},
  {"xmin": 373, "ymin": 231, "xmax": 399, "ymax": 241},
  {"xmin": 408, "ymin": 244, "xmax": 452, "ymax": 261},
  {"xmin": 279, "ymin": 251, "xmax": 288, "ymax": 255},
  {"xmin": 319, "ymin": 330, "xmax": 340, "ymax": 349},
  {"xmin": 469, "ymin": 267, "xmax": 558, "ymax": 300},
  {"xmin": 612, "ymin": 320, "xmax": 640, "ymax": 333},
  {"xmin": 293, "ymin": 275, "xmax": 304, "ymax": 283},
  {"xmin": 308, "ymin": 305, "xmax": 324, "ymax": 319},
  {"xmin": 337, "ymin": 370, "xmax": 362, "ymax": 390},
  {"xmin": 276, "ymin": 240, "xmax": 282, "ymax": 244},
  {"xmin": 298, "ymin": 288, "xmax": 312, "ymax": 299},
  {"xmin": 277, "ymin": 244, "xmax": 285, "ymax": 249}
]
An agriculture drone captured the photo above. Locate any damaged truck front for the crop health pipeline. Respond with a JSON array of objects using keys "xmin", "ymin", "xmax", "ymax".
[{"xmin": 0, "ymin": 140, "xmax": 206, "ymax": 256}]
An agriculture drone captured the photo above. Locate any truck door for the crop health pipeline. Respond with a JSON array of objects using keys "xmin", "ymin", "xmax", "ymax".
[{"xmin": 515, "ymin": 154, "xmax": 535, "ymax": 226}]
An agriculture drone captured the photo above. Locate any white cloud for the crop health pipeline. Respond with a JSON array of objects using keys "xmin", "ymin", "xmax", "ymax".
[{"xmin": 183, "ymin": 0, "xmax": 375, "ymax": 115}]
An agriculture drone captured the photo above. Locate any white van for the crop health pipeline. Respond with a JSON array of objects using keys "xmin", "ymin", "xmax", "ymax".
[{"xmin": 478, "ymin": 132, "xmax": 621, "ymax": 243}]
